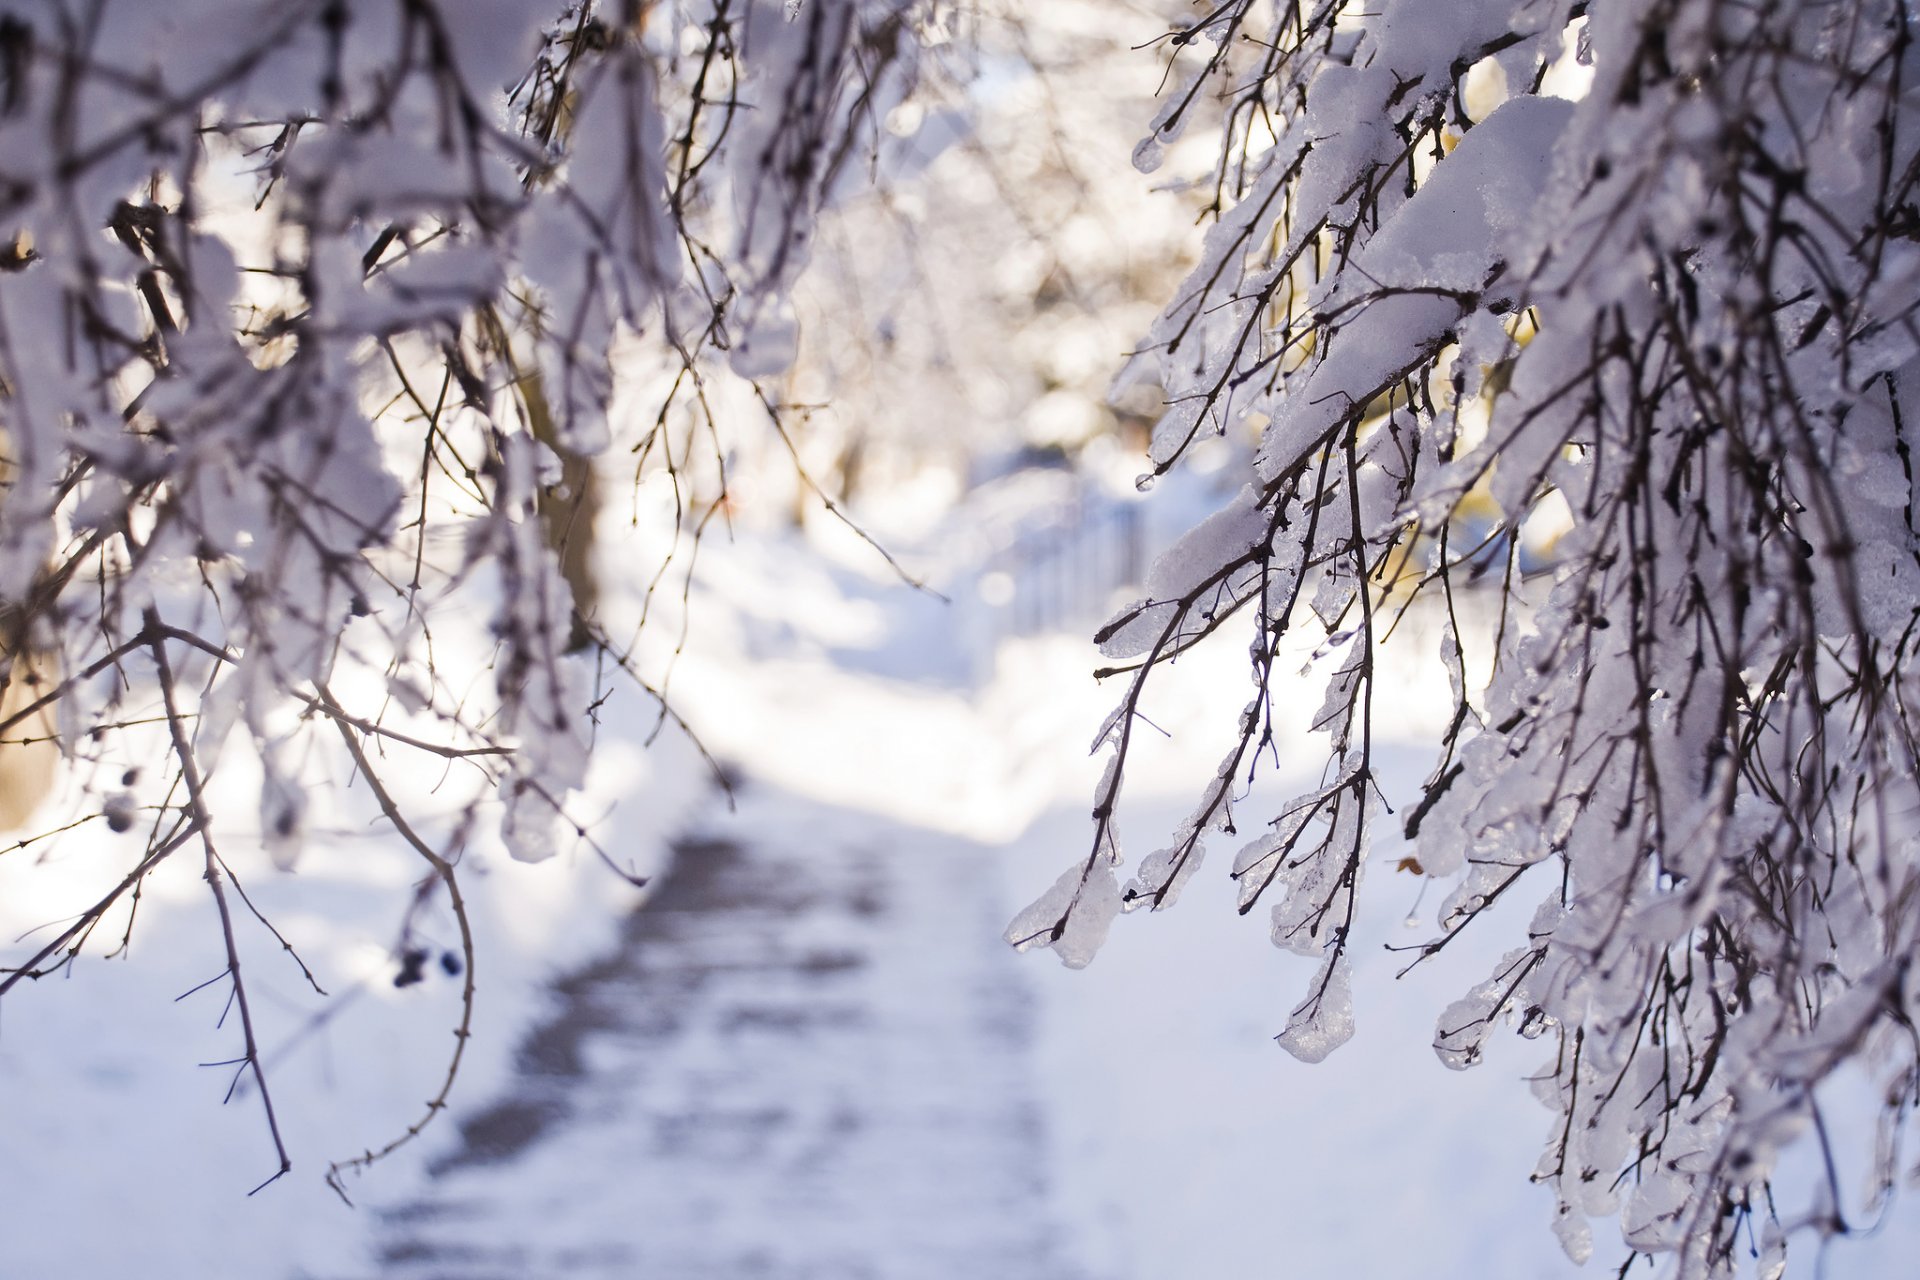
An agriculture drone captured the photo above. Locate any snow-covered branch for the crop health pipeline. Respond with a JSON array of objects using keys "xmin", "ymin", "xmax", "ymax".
[
  {"xmin": 1013, "ymin": 1, "xmax": 1920, "ymax": 1272},
  {"xmin": 0, "ymin": 0, "xmax": 935, "ymax": 1185}
]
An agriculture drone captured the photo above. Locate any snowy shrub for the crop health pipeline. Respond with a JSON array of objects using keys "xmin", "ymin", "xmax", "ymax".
[
  {"xmin": 1011, "ymin": 1, "xmax": 1920, "ymax": 1274},
  {"xmin": 0, "ymin": 0, "xmax": 940, "ymax": 1191}
]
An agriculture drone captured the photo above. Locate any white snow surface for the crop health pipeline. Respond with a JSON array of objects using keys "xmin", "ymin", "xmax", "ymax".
[{"xmin": 1, "ymin": 473, "xmax": 1915, "ymax": 1279}]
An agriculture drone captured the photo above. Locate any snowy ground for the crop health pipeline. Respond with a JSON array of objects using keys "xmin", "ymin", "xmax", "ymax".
[
  {"xmin": 367, "ymin": 790, "xmax": 1073, "ymax": 1280},
  {"xmin": 2, "ymin": 465, "xmax": 1916, "ymax": 1279}
]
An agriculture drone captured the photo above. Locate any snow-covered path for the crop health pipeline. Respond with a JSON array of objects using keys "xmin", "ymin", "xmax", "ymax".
[{"xmin": 363, "ymin": 785, "xmax": 1081, "ymax": 1280}]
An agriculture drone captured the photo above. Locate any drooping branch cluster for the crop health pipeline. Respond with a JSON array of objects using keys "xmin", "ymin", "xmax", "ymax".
[
  {"xmin": 0, "ymin": 0, "xmax": 937, "ymax": 1189},
  {"xmin": 1011, "ymin": 1, "xmax": 1920, "ymax": 1273}
]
